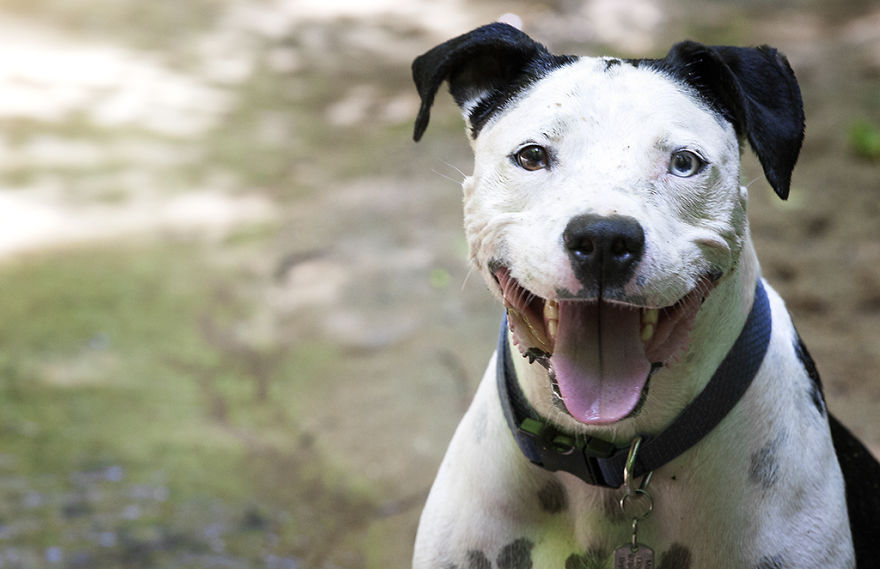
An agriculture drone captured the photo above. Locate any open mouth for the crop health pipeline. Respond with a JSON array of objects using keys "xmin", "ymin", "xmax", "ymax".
[{"xmin": 496, "ymin": 267, "xmax": 715, "ymax": 425}]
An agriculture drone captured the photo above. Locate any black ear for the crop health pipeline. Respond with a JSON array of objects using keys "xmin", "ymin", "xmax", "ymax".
[
  {"xmin": 412, "ymin": 22, "xmax": 575, "ymax": 142},
  {"xmin": 650, "ymin": 41, "xmax": 805, "ymax": 200}
]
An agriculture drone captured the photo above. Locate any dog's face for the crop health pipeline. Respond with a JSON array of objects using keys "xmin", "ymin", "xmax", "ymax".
[
  {"xmin": 465, "ymin": 60, "xmax": 745, "ymax": 424},
  {"xmin": 413, "ymin": 24, "xmax": 804, "ymax": 426}
]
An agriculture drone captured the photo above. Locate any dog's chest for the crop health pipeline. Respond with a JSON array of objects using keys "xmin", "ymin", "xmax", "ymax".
[
  {"xmin": 424, "ymin": 361, "xmax": 850, "ymax": 569},
  {"xmin": 425, "ymin": 385, "xmax": 753, "ymax": 568},
  {"xmin": 441, "ymin": 470, "xmax": 785, "ymax": 569},
  {"xmin": 454, "ymin": 473, "xmax": 748, "ymax": 568}
]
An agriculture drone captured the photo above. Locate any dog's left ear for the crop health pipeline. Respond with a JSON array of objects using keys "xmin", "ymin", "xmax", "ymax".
[
  {"xmin": 654, "ymin": 42, "xmax": 805, "ymax": 200},
  {"xmin": 412, "ymin": 22, "xmax": 574, "ymax": 142}
]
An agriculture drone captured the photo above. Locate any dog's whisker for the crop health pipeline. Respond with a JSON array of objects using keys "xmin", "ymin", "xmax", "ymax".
[
  {"xmin": 431, "ymin": 167, "xmax": 465, "ymax": 185},
  {"xmin": 441, "ymin": 160, "xmax": 469, "ymax": 182},
  {"xmin": 460, "ymin": 266, "xmax": 476, "ymax": 292},
  {"xmin": 744, "ymin": 175, "xmax": 763, "ymax": 189}
]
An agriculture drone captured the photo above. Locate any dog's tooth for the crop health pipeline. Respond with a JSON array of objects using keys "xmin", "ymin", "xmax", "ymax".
[
  {"xmin": 547, "ymin": 319, "xmax": 558, "ymax": 342},
  {"xmin": 641, "ymin": 323, "xmax": 655, "ymax": 343},
  {"xmin": 544, "ymin": 299, "xmax": 559, "ymax": 320},
  {"xmin": 643, "ymin": 307, "xmax": 659, "ymax": 325}
]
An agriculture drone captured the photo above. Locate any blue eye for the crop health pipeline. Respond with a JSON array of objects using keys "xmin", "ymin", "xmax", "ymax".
[
  {"xmin": 669, "ymin": 150, "xmax": 705, "ymax": 177},
  {"xmin": 515, "ymin": 145, "xmax": 549, "ymax": 171}
]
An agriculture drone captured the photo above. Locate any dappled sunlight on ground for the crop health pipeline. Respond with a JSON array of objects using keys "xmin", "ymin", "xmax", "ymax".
[{"xmin": 0, "ymin": 0, "xmax": 878, "ymax": 567}]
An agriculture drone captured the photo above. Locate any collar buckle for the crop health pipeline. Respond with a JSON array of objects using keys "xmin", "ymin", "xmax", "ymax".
[{"xmin": 518, "ymin": 417, "xmax": 618, "ymax": 486}]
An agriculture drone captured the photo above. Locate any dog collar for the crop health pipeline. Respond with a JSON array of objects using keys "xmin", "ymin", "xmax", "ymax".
[{"xmin": 497, "ymin": 280, "xmax": 772, "ymax": 488}]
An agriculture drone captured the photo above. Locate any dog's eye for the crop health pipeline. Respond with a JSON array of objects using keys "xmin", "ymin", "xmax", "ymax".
[
  {"xmin": 514, "ymin": 145, "xmax": 549, "ymax": 171},
  {"xmin": 669, "ymin": 150, "xmax": 705, "ymax": 177}
]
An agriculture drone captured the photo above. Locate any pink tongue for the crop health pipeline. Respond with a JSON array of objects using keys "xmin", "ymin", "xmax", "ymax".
[{"xmin": 551, "ymin": 302, "xmax": 651, "ymax": 424}]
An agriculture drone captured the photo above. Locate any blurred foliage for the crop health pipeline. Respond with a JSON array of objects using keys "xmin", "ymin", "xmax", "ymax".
[
  {"xmin": 849, "ymin": 119, "xmax": 880, "ymax": 162},
  {"xmin": 0, "ymin": 0, "xmax": 222, "ymax": 49}
]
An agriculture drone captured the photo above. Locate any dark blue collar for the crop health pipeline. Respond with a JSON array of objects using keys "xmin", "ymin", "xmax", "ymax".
[{"xmin": 497, "ymin": 280, "xmax": 772, "ymax": 488}]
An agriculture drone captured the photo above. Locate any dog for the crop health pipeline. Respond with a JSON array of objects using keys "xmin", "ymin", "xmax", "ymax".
[{"xmin": 409, "ymin": 23, "xmax": 880, "ymax": 568}]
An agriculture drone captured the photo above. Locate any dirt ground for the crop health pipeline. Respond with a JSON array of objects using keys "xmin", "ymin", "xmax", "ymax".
[{"xmin": 1, "ymin": 0, "xmax": 879, "ymax": 567}]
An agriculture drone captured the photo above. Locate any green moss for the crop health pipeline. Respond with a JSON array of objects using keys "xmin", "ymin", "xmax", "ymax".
[
  {"xmin": 0, "ymin": 242, "xmax": 383, "ymax": 564},
  {"xmin": 849, "ymin": 119, "xmax": 880, "ymax": 161},
  {"xmin": 0, "ymin": 245, "xmax": 227, "ymax": 475}
]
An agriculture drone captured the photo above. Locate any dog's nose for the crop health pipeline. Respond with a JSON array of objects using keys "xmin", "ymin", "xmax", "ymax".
[{"xmin": 563, "ymin": 214, "xmax": 645, "ymax": 290}]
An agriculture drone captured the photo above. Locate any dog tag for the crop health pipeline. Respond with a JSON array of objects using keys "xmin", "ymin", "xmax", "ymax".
[{"xmin": 614, "ymin": 544, "xmax": 654, "ymax": 569}]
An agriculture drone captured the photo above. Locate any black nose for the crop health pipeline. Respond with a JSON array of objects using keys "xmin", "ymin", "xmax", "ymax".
[{"xmin": 563, "ymin": 214, "xmax": 645, "ymax": 291}]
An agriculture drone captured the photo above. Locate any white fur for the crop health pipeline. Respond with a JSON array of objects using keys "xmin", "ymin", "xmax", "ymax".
[{"xmin": 414, "ymin": 58, "xmax": 853, "ymax": 568}]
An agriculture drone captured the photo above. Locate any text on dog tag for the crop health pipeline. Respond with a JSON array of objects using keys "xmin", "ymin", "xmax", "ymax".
[{"xmin": 614, "ymin": 544, "xmax": 654, "ymax": 569}]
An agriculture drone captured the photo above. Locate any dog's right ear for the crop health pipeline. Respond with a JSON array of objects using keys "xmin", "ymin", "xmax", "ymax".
[{"xmin": 412, "ymin": 23, "xmax": 574, "ymax": 141}]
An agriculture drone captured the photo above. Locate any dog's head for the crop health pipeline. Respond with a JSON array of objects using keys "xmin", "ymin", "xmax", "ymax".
[{"xmin": 412, "ymin": 23, "xmax": 803, "ymax": 426}]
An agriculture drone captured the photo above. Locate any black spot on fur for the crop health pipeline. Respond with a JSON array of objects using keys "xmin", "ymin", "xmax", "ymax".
[
  {"xmin": 829, "ymin": 414, "xmax": 880, "ymax": 564},
  {"xmin": 793, "ymin": 334, "xmax": 826, "ymax": 416},
  {"xmin": 467, "ymin": 550, "xmax": 491, "ymax": 569},
  {"xmin": 496, "ymin": 538, "xmax": 534, "ymax": 569},
  {"xmin": 783, "ymin": 484, "xmax": 808, "ymax": 518},
  {"xmin": 604, "ymin": 58, "xmax": 621, "ymax": 71},
  {"xmin": 753, "ymin": 554, "xmax": 786, "ymax": 569},
  {"xmin": 750, "ymin": 434, "xmax": 784, "ymax": 490},
  {"xmin": 658, "ymin": 544, "xmax": 692, "ymax": 569},
  {"xmin": 537, "ymin": 480, "xmax": 567, "ymax": 514},
  {"xmin": 565, "ymin": 548, "xmax": 607, "ymax": 569}
]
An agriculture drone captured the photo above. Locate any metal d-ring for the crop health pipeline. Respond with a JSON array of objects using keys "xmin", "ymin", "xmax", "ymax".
[
  {"xmin": 622, "ymin": 436, "xmax": 653, "ymax": 492},
  {"xmin": 619, "ymin": 436, "xmax": 654, "ymax": 521},
  {"xmin": 620, "ymin": 488, "xmax": 654, "ymax": 522}
]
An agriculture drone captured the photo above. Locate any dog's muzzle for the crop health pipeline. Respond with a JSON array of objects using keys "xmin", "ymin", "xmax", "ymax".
[{"xmin": 495, "ymin": 240, "xmax": 717, "ymax": 425}]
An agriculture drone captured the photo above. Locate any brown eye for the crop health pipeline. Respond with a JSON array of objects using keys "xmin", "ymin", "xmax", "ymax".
[{"xmin": 515, "ymin": 145, "xmax": 549, "ymax": 171}]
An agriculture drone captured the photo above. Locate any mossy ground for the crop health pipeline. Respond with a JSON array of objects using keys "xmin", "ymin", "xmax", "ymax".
[{"xmin": 0, "ymin": 1, "xmax": 878, "ymax": 567}]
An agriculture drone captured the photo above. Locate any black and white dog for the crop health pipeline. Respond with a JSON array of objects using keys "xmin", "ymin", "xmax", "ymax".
[{"xmin": 411, "ymin": 23, "xmax": 880, "ymax": 568}]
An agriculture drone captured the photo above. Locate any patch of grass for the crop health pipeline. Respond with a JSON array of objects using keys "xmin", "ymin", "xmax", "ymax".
[
  {"xmin": 222, "ymin": 222, "xmax": 280, "ymax": 247},
  {"xmin": 849, "ymin": 119, "xmax": 880, "ymax": 161},
  {"xmin": 0, "ymin": 117, "xmax": 207, "ymax": 202},
  {"xmin": 682, "ymin": 12, "xmax": 752, "ymax": 46},
  {"xmin": 0, "ymin": 243, "xmax": 381, "ymax": 566},
  {"xmin": 0, "ymin": 245, "xmax": 235, "ymax": 481},
  {"xmin": 1, "ymin": 0, "xmax": 221, "ymax": 51}
]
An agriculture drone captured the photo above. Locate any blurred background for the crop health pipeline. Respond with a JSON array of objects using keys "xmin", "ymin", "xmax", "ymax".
[{"xmin": 0, "ymin": 0, "xmax": 877, "ymax": 567}]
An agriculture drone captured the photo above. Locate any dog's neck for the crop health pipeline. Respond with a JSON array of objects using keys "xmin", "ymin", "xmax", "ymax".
[{"xmin": 510, "ymin": 235, "xmax": 762, "ymax": 446}]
